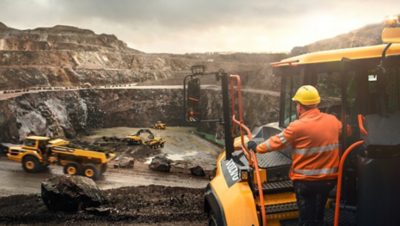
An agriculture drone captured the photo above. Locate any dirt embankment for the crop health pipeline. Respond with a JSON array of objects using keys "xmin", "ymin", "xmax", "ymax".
[{"xmin": 0, "ymin": 185, "xmax": 207, "ymax": 225}]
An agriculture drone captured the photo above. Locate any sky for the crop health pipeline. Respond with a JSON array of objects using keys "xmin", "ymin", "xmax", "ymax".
[{"xmin": 0, "ymin": 0, "xmax": 399, "ymax": 53}]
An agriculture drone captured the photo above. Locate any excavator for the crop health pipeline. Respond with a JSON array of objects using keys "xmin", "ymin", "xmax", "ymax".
[
  {"xmin": 153, "ymin": 121, "xmax": 167, "ymax": 130},
  {"xmin": 125, "ymin": 129, "xmax": 165, "ymax": 149},
  {"xmin": 184, "ymin": 16, "xmax": 400, "ymax": 226}
]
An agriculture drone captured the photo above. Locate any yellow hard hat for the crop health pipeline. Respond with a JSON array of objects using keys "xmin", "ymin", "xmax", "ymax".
[{"xmin": 292, "ymin": 85, "xmax": 320, "ymax": 105}]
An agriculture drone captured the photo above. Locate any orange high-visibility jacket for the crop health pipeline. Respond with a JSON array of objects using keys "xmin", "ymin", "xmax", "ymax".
[{"xmin": 256, "ymin": 108, "xmax": 342, "ymax": 181}]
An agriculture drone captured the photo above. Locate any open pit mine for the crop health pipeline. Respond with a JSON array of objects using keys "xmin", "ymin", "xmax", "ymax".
[
  {"xmin": 0, "ymin": 22, "xmax": 280, "ymax": 225},
  {"xmin": 0, "ymin": 17, "xmax": 389, "ymax": 226}
]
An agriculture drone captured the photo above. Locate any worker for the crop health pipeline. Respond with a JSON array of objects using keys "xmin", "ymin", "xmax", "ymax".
[
  {"xmin": 187, "ymin": 108, "xmax": 198, "ymax": 122},
  {"xmin": 247, "ymin": 85, "xmax": 342, "ymax": 226}
]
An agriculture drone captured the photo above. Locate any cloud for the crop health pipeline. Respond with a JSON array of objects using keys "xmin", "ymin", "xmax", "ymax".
[
  {"xmin": 0, "ymin": 0, "xmax": 322, "ymax": 30},
  {"xmin": 0, "ymin": 0, "xmax": 399, "ymax": 53}
]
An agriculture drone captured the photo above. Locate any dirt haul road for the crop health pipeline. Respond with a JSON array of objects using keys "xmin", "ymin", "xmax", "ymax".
[
  {"xmin": 0, "ymin": 158, "xmax": 209, "ymax": 197},
  {"xmin": 0, "ymin": 127, "xmax": 219, "ymax": 197},
  {"xmin": 0, "ymin": 84, "xmax": 279, "ymax": 101}
]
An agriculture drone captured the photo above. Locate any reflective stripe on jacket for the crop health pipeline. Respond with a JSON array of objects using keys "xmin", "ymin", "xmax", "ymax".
[{"xmin": 256, "ymin": 108, "xmax": 342, "ymax": 181}]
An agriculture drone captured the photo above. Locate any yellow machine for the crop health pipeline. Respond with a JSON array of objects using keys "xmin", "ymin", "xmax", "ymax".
[
  {"xmin": 125, "ymin": 129, "xmax": 165, "ymax": 149},
  {"xmin": 153, "ymin": 121, "xmax": 166, "ymax": 130},
  {"xmin": 6, "ymin": 136, "xmax": 115, "ymax": 180},
  {"xmin": 186, "ymin": 16, "xmax": 400, "ymax": 226}
]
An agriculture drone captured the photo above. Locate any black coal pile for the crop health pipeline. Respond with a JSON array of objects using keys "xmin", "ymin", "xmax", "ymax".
[
  {"xmin": 0, "ymin": 185, "xmax": 207, "ymax": 225},
  {"xmin": 41, "ymin": 175, "xmax": 107, "ymax": 212}
]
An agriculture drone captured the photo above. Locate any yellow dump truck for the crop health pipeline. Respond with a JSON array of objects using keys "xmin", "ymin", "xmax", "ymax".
[{"xmin": 6, "ymin": 136, "xmax": 115, "ymax": 180}]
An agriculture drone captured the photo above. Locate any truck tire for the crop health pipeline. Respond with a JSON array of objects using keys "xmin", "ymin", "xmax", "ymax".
[
  {"xmin": 83, "ymin": 163, "xmax": 100, "ymax": 180},
  {"xmin": 63, "ymin": 162, "xmax": 81, "ymax": 176},
  {"xmin": 22, "ymin": 155, "xmax": 41, "ymax": 173}
]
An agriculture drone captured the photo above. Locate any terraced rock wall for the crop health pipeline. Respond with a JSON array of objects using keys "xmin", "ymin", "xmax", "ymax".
[{"xmin": 0, "ymin": 88, "xmax": 279, "ymax": 142}]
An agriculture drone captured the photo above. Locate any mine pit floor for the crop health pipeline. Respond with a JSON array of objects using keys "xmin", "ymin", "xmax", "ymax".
[
  {"xmin": 0, "ymin": 127, "xmax": 219, "ymax": 197},
  {"xmin": 79, "ymin": 126, "xmax": 219, "ymax": 168},
  {"xmin": 0, "ymin": 127, "xmax": 218, "ymax": 225}
]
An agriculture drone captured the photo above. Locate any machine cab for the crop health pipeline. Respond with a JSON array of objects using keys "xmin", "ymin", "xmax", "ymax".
[
  {"xmin": 273, "ymin": 42, "xmax": 400, "ymax": 147},
  {"xmin": 22, "ymin": 136, "xmax": 50, "ymax": 153}
]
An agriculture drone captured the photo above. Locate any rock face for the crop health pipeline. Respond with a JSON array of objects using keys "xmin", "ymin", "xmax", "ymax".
[
  {"xmin": 0, "ymin": 87, "xmax": 279, "ymax": 142},
  {"xmin": 0, "ymin": 88, "xmax": 185, "ymax": 141},
  {"xmin": 41, "ymin": 175, "xmax": 107, "ymax": 212}
]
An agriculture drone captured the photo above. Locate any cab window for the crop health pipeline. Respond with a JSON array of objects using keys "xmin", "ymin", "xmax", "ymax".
[
  {"xmin": 315, "ymin": 72, "xmax": 342, "ymax": 118},
  {"xmin": 280, "ymin": 71, "xmax": 304, "ymax": 127},
  {"xmin": 23, "ymin": 139, "xmax": 36, "ymax": 147}
]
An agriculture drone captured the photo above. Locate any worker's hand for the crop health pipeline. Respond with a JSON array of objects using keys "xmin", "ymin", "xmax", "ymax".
[{"xmin": 247, "ymin": 140, "xmax": 257, "ymax": 152}]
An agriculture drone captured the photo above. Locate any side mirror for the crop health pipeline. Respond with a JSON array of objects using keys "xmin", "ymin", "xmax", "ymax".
[
  {"xmin": 183, "ymin": 65, "xmax": 223, "ymax": 123},
  {"xmin": 184, "ymin": 75, "xmax": 201, "ymax": 122}
]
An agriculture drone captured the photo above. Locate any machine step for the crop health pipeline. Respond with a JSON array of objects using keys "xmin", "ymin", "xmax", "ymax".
[
  {"xmin": 256, "ymin": 192, "xmax": 298, "ymax": 216},
  {"xmin": 254, "ymin": 180, "xmax": 293, "ymax": 194},
  {"xmin": 264, "ymin": 201, "xmax": 298, "ymax": 214}
]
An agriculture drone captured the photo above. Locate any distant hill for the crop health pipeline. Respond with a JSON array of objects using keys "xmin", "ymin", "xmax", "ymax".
[
  {"xmin": 0, "ymin": 22, "xmax": 183, "ymax": 89},
  {"xmin": 0, "ymin": 22, "xmax": 140, "ymax": 53}
]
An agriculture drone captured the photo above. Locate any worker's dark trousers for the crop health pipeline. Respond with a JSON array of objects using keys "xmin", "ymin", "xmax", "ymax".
[{"xmin": 293, "ymin": 180, "xmax": 336, "ymax": 226}]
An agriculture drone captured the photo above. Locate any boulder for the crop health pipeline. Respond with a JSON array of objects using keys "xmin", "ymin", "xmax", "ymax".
[
  {"xmin": 41, "ymin": 175, "xmax": 107, "ymax": 212},
  {"xmin": 149, "ymin": 155, "xmax": 172, "ymax": 172},
  {"xmin": 190, "ymin": 165, "xmax": 206, "ymax": 177},
  {"xmin": 114, "ymin": 157, "xmax": 135, "ymax": 169}
]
